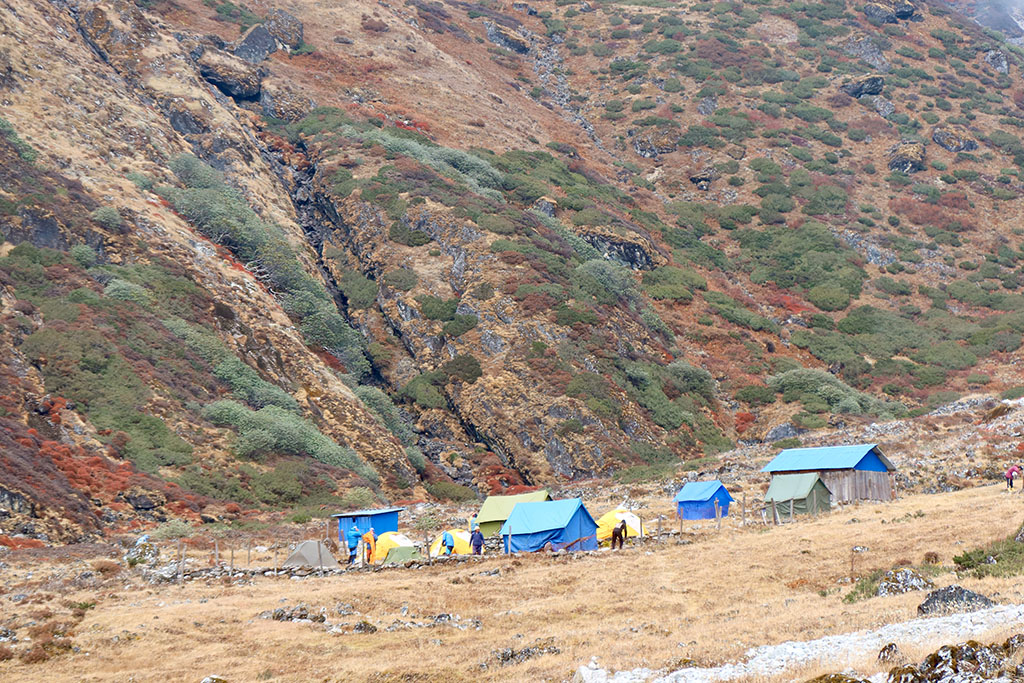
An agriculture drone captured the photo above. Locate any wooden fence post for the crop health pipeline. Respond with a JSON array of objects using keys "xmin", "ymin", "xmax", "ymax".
[
  {"xmin": 714, "ymin": 499, "xmax": 721, "ymax": 531},
  {"xmin": 317, "ymin": 539, "xmax": 325, "ymax": 576},
  {"xmin": 274, "ymin": 545, "xmax": 278, "ymax": 576},
  {"xmin": 657, "ymin": 516, "xmax": 662, "ymax": 540},
  {"xmin": 812, "ymin": 489, "xmax": 818, "ymax": 518},
  {"xmin": 789, "ymin": 498, "xmax": 795, "ymax": 523},
  {"xmin": 742, "ymin": 492, "xmax": 746, "ymax": 527},
  {"xmin": 177, "ymin": 539, "xmax": 183, "ymax": 585},
  {"xmin": 771, "ymin": 500, "xmax": 777, "ymax": 526},
  {"xmin": 229, "ymin": 544, "xmax": 234, "ymax": 578},
  {"xmin": 214, "ymin": 539, "xmax": 220, "ymax": 566},
  {"xmin": 247, "ymin": 542, "xmax": 251, "ymax": 567}
]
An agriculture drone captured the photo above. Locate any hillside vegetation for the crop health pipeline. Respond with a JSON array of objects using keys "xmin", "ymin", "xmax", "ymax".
[{"xmin": 1, "ymin": 0, "xmax": 1024, "ymax": 536}]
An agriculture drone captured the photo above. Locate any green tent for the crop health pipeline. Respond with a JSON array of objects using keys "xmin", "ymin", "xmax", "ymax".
[
  {"xmin": 382, "ymin": 546, "xmax": 423, "ymax": 565},
  {"xmin": 475, "ymin": 490, "xmax": 551, "ymax": 537},
  {"xmin": 765, "ymin": 473, "xmax": 831, "ymax": 520}
]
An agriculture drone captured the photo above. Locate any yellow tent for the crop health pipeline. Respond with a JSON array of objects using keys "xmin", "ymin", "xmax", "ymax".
[
  {"xmin": 429, "ymin": 528, "xmax": 472, "ymax": 557},
  {"xmin": 596, "ymin": 508, "xmax": 647, "ymax": 543},
  {"xmin": 372, "ymin": 531, "xmax": 416, "ymax": 563}
]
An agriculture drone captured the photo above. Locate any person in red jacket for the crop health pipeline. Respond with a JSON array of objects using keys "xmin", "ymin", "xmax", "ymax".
[{"xmin": 1007, "ymin": 465, "xmax": 1022, "ymax": 490}]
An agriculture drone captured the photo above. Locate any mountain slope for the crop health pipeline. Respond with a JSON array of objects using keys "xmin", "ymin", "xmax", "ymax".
[{"xmin": 2, "ymin": 0, "xmax": 1024, "ymax": 538}]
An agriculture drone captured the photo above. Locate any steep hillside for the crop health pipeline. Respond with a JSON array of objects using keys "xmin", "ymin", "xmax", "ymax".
[{"xmin": 2, "ymin": 0, "xmax": 1024, "ymax": 539}]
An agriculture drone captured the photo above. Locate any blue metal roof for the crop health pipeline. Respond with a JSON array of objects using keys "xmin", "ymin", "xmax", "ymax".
[
  {"xmin": 761, "ymin": 444, "xmax": 894, "ymax": 473},
  {"xmin": 673, "ymin": 480, "xmax": 732, "ymax": 503},
  {"xmin": 499, "ymin": 498, "xmax": 596, "ymax": 536},
  {"xmin": 330, "ymin": 507, "xmax": 406, "ymax": 518}
]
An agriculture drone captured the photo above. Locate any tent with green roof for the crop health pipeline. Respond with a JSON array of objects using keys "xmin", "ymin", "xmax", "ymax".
[
  {"xmin": 382, "ymin": 545, "xmax": 423, "ymax": 565},
  {"xmin": 474, "ymin": 490, "xmax": 551, "ymax": 537},
  {"xmin": 764, "ymin": 473, "xmax": 832, "ymax": 521}
]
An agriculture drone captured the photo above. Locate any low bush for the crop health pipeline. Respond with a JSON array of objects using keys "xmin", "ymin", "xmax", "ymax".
[
  {"xmin": 383, "ymin": 268, "xmax": 417, "ymax": 291},
  {"xmin": 426, "ymin": 481, "xmax": 477, "ymax": 502}
]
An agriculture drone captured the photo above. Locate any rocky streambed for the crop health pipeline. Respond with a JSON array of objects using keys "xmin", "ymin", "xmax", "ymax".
[{"xmin": 574, "ymin": 602, "xmax": 1024, "ymax": 682}]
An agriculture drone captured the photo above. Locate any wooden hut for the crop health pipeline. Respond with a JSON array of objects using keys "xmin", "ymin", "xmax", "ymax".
[{"xmin": 761, "ymin": 444, "xmax": 896, "ymax": 504}]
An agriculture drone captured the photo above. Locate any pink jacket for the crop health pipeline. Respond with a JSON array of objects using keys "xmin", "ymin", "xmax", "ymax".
[{"xmin": 1008, "ymin": 465, "xmax": 1022, "ymax": 478}]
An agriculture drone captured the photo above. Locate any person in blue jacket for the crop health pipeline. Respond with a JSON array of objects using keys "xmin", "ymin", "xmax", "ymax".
[
  {"xmin": 441, "ymin": 530, "xmax": 455, "ymax": 556},
  {"xmin": 470, "ymin": 527, "xmax": 484, "ymax": 555},
  {"xmin": 345, "ymin": 524, "xmax": 362, "ymax": 563}
]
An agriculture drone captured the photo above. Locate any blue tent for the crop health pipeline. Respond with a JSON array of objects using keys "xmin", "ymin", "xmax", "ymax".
[
  {"xmin": 499, "ymin": 498, "xmax": 598, "ymax": 553},
  {"xmin": 332, "ymin": 507, "xmax": 404, "ymax": 542},
  {"xmin": 673, "ymin": 480, "xmax": 733, "ymax": 520},
  {"xmin": 761, "ymin": 444, "xmax": 894, "ymax": 474}
]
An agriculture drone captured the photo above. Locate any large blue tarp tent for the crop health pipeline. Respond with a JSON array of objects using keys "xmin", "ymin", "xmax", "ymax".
[
  {"xmin": 332, "ymin": 507, "xmax": 404, "ymax": 542},
  {"xmin": 500, "ymin": 498, "xmax": 598, "ymax": 553},
  {"xmin": 674, "ymin": 480, "xmax": 733, "ymax": 520}
]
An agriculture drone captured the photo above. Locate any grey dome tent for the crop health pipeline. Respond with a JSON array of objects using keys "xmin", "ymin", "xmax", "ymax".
[{"xmin": 282, "ymin": 540, "xmax": 340, "ymax": 569}]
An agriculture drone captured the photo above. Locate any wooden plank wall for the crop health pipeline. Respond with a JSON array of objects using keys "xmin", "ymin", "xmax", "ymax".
[{"xmin": 819, "ymin": 470, "xmax": 893, "ymax": 503}]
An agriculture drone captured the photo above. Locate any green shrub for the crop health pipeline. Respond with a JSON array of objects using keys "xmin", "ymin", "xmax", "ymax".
[
  {"xmin": 735, "ymin": 384, "xmax": 775, "ymax": 406},
  {"xmin": 91, "ymin": 206, "xmax": 123, "ymax": 230},
  {"xmin": 768, "ymin": 368, "xmax": 903, "ymax": 417},
  {"xmin": 417, "ymin": 295, "xmax": 459, "ymax": 320},
  {"xmin": 477, "ymin": 214, "xmax": 516, "ymax": 235},
  {"xmin": 443, "ymin": 354, "xmax": 482, "ymax": 383},
  {"xmin": 572, "ymin": 259, "xmax": 640, "ymax": 307},
  {"xmin": 383, "ymin": 268, "xmax": 417, "ymax": 291},
  {"xmin": 913, "ymin": 341, "xmax": 977, "ymax": 370},
  {"xmin": 426, "ymin": 481, "xmax": 477, "ymax": 502},
  {"xmin": 354, "ymin": 385, "xmax": 416, "ymax": 446},
  {"xmin": 70, "ymin": 244, "xmax": 98, "ymax": 268},
  {"xmin": 339, "ymin": 271, "xmax": 378, "ymax": 309},
  {"xmin": 104, "ymin": 278, "xmax": 150, "ymax": 305},
  {"xmin": 203, "ymin": 400, "xmax": 378, "ymax": 481},
  {"xmin": 389, "ymin": 220, "xmax": 431, "ymax": 246},
  {"xmin": 807, "ymin": 283, "xmax": 851, "ymax": 311},
  {"xmin": 402, "ymin": 371, "xmax": 447, "ymax": 409},
  {"xmin": 0, "ymin": 117, "xmax": 37, "ymax": 161},
  {"xmin": 443, "ymin": 314, "xmax": 478, "ymax": 337}
]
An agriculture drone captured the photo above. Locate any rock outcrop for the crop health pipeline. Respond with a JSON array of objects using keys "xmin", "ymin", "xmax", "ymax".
[
  {"xmin": 984, "ymin": 49, "xmax": 1009, "ymax": 74},
  {"xmin": 197, "ymin": 49, "xmax": 263, "ymax": 99},
  {"xmin": 932, "ymin": 126, "xmax": 978, "ymax": 153},
  {"xmin": 917, "ymin": 585, "xmax": 995, "ymax": 616},
  {"xmin": 840, "ymin": 76, "xmax": 884, "ymax": 98},
  {"xmin": 888, "ymin": 141, "xmax": 926, "ymax": 173},
  {"xmin": 876, "ymin": 567, "xmax": 934, "ymax": 596},
  {"xmin": 234, "ymin": 25, "xmax": 279, "ymax": 64},
  {"xmin": 632, "ymin": 127, "xmax": 678, "ymax": 158}
]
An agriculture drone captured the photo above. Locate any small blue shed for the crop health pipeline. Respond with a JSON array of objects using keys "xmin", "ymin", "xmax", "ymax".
[
  {"xmin": 499, "ymin": 498, "xmax": 598, "ymax": 553},
  {"xmin": 761, "ymin": 443, "xmax": 895, "ymax": 503},
  {"xmin": 674, "ymin": 480, "xmax": 733, "ymax": 520},
  {"xmin": 332, "ymin": 507, "xmax": 405, "ymax": 542}
]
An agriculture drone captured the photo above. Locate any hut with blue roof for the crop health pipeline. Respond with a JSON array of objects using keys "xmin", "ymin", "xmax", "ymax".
[
  {"xmin": 673, "ymin": 481, "xmax": 734, "ymax": 520},
  {"xmin": 761, "ymin": 443, "xmax": 896, "ymax": 504}
]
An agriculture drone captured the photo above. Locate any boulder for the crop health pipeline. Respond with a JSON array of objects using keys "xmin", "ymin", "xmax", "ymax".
[
  {"xmin": 689, "ymin": 169, "xmax": 716, "ymax": 191},
  {"xmin": 632, "ymin": 127, "xmax": 678, "ymax": 159},
  {"xmin": 197, "ymin": 49, "xmax": 263, "ymax": 99},
  {"xmin": 863, "ymin": 3, "xmax": 897, "ymax": 24},
  {"xmin": 868, "ymin": 95, "xmax": 895, "ymax": 118},
  {"xmin": 984, "ymin": 49, "xmax": 1009, "ymax": 75},
  {"xmin": 888, "ymin": 141, "xmax": 925, "ymax": 174},
  {"xmin": 765, "ymin": 423, "xmax": 802, "ymax": 442},
  {"xmin": 843, "ymin": 35, "xmax": 891, "ymax": 73},
  {"xmin": 891, "ymin": 639, "xmax": 1018, "ymax": 681},
  {"xmin": 124, "ymin": 486, "xmax": 165, "ymax": 511},
  {"xmin": 485, "ymin": 22, "xmax": 530, "ymax": 55},
  {"xmin": 697, "ymin": 94, "xmax": 718, "ymax": 117},
  {"xmin": 259, "ymin": 82, "xmax": 314, "ymax": 121},
  {"xmin": 876, "ymin": 567, "xmax": 934, "ymax": 596},
  {"xmin": 917, "ymin": 585, "xmax": 995, "ymax": 616},
  {"xmin": 892, "ymin": 0, "xmax": 916, "ymax": 19},
  {"xmin": 264, "ymin": 9, "xmax": 303, "ymax": 50},
  {"xmin": 932, "ymin": 126, "xmax": 977, "ymax": 153},
  {"xmin": 124, "ymin": 541, "xmax": 158, "ymax": 566},
  {"xmin": 878, "ymin": 642, "xmax": 904, "ymax": 664},
  {"xmin": 840, "ymin": 75, "xmax": 884, "ymax": 98},
  {"xmin": 1015, "ymin": 526, "xmax": 1024, "ymax": 543},
  {"xmin": 234, "ymin": 25, "xmax": 278, "ymax": 64}
]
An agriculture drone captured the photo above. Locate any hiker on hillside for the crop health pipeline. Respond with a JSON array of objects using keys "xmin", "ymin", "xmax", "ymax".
[
  {"xmin": 610, "ymin": 520, "xmax": 627, "ymax": 550},
  {"xmin": 362, "ymin": 527, "xmax": 377, "ymax": 563},
  {"xmin": 1007, "ymin": 464, "xmax": 1022, "ymax": 490},
  {"xmin": 345, "ymin": 524, "xmax": 362, "ymax": 564},
  {"xmin": 441, "ymin": 530, "xmax": 455, "ymax": 556},
  {"xmin": 470, "ymin": 527, "xmax": 484, "ymax": 555}
]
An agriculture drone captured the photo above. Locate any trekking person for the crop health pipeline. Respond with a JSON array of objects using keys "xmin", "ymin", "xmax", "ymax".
[
  {"xmin": 1007, "ymin": 464, "xmax": 1022, "ymax": 490},
  {"xmin": 610, "ymin": 519, "xmax": 627, "ymax": 550},
  {"xmin": 441, "ymin": 530, "xmax": 455, "ymax": 556},
  {"xmin": 362, "ymin": 527, "xmax": 377, "ymax": 563},
  {"xmin": 470, "ymin": 527, "xmax": 484, "ymax": 555},
  {"xmin": 345, "ymin": 524, "xmax": 362, "ymax": 564}
]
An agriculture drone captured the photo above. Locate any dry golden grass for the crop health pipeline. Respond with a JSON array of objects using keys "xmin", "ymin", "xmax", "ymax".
[{"xmin": 2, "ymin": 484, "xmax": 1023, "ymax": 682}]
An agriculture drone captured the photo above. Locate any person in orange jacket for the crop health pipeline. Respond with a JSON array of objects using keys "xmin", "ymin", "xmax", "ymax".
[{"xmin": 362, "ymin": 527, "xmax": 376, "ymax": 563}]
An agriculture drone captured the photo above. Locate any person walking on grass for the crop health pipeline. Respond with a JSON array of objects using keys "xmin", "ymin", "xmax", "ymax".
[
  {"xmin": 470, "ymin": 526, "xmax": 484, "ymax": 555},
  {"xmin": 441, "ymin": 530, "xmax": 455, "ymax": 556},
  {"xmin": 1007, "ymin": 464, "xmax": 1022, "ymax": 490},
  {"xmin": 345, "ymin": 524, "xmax": 362, "ymax": 564},
  {"xmin": 610, "ymin": 519, "xmax": 627, "ymax": 550},
  {"xmin": 362, "ymin": 527, "xmax": 376, "ymax": 563}
]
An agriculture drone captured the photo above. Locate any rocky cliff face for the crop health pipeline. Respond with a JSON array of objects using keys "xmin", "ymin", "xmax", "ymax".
[{"xmin": 2, "ymin": 0, "xmax": 1024, "ymax": 539}]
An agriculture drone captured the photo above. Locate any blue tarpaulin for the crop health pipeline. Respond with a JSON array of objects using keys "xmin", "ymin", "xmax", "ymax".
[
  {"xmin": 761, "ymin": 444, "xmax": 894, "ymax": 473},
  {"xmin": 673, "ymin": 480, "xmax": 734, "ymax": 520},
  {"xmin": 332, "ymin": 507, "xmax": 404, "ymax": 542},
  {"xmin": 500, "ymin": 498, "xmax": 598, "ymax": 553}
]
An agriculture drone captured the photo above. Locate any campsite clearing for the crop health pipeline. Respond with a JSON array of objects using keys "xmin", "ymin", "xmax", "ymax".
[{"xmin": 2, "ymin": 484, "xmax": 1022, "ymax": 682}]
